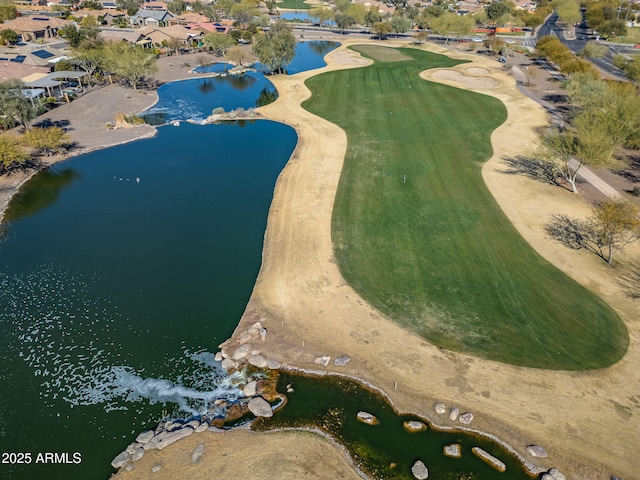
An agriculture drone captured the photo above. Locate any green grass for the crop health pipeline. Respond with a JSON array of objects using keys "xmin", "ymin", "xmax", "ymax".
[
  {"xmin": 302, "ymin": 46, "xmax": 629, "ymax": 370},
  {"xmin": 277, "ymin": 0, "xmax": 313, "ymax": 10}
]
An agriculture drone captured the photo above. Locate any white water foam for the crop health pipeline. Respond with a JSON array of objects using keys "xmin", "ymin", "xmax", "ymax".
[{"xmin": 0, "ymin": 266, "xmax": 242, "ymax": 419}]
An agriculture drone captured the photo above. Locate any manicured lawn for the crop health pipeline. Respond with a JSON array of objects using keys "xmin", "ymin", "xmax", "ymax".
[
  {"xmin": 302, "ymin": 46, "xmax": 628, "ymax": 370},
  {"xmin": 277, "ymin": 0, "xmax": 313, "ymax": 9}
]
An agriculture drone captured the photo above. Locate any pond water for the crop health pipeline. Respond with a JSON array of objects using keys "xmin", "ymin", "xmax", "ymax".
[
  {"xmin": 0, "ymin": 41, "xmax": 535, "ymax": 480},
  {"xmin": 280, "ymin": 11, "xmax": 337, "ymax": 27},
  {"xmin": 0, "ymin": 121, "xmax": 297, "ymax": 480},
  {"xmin": 259, "ymin": 372, "xmax": 534, "ymax": 480},
  {"xmin": 142, "ymin": 70, "xmax": 277, "ymax": 125}
]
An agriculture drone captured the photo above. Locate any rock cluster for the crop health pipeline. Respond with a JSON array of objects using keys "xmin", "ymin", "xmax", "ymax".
[
  {"xmin": 111, "ymin": 419, "xmax": 214, "ymax": 470},
  {"xmin": 433, "ymin": 402, "xmax": 474, "ymax": 425},
  {"xmin": 542, "ymin": 468, "xmax": 566, "ymax": 480}
]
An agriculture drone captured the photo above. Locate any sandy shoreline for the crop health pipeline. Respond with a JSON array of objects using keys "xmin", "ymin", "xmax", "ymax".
[{"xmin": 2, "ymin": 44, "xmax": 638, "ymax": 480}]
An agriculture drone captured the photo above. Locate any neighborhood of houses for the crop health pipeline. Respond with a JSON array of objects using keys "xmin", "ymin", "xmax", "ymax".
[{"xmin": 0, "ymin": 0, "xmax": 540, "ymax": 102}]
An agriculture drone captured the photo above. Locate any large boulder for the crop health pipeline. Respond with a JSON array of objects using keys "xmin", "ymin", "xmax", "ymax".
[
  {"xmin": 243, "ymin": 380, "xmax": 257, "ymax": 397},
  {"xmin": 411, "ymin": 460, "xmax": 429, "ymax": 479},
  {"xmin": 548, "ymin": 468, "xmax": 566, "ymax": 480},
  {"xmin": 248, "ymin": 396, "xmax": 273, "ymax": 418},
  {"xmin": 434, "ymin": 403, "xmax": 446, "ymax": 414},
  {"xmin": 111, "ymin": 451, "xmax": 131, "ymax": 469},
  {"xmin": 136, "ymin": 430, "xmax": 155, "ymax": 444},
  {"xmin": 449, "ymin": 406, "xmax": 459, "ymax": 421},
  {"xmin": 458, "ymin": 412, "xmax": 473, "ymax": 424},
  {"xmin": 444, "ymin": 444, "xmax": 461, "ymax": 458},
  {"xmin": 403, "ymin": 420, "xmax": 427, "ymax": 433},
  {"xmin": 526, "ymin": 445, "xmax": 548, "ymax": 458},
  {"xmin": 191, "ymin": 444, "xmax": 205, "ymax": 464},
  {"xmin": 472, "ymin": 447, "xmax": 506, "ymax": 472},
  {"xmin": 334, "ymin": 355, "xmax": 351, "ymax": 366},
  {"xmin": 156, "ymin": 427, "xmax": 194, "ymax": 450},
  {"xmin": 232, "ymin": 344, "xmax": 252, "ymax": 360},
  {"xmin": 356, "ymin": 411, "xmax": 379, "ymax": 425}
]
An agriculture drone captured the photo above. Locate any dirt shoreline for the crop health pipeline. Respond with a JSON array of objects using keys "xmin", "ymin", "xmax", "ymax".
[{"xmin": 2, "ymin": 44, "xmax": 638, "ymax": 480}]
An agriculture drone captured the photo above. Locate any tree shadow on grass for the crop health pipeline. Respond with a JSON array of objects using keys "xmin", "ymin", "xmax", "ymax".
[
  {"xmin": 617, "ymin": 258, "xmax": 640, "ymax": 300},
  {"xmin": 499, "ymin": 155, "xmax": 561, "ymax": 186}
]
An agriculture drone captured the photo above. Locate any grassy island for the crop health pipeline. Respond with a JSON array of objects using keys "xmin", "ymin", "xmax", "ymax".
[{"xmin": 302, "ymin": 46, "xmax": 628, "ymax": 370}]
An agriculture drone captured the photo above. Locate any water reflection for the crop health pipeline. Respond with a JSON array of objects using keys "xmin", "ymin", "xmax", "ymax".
[
  {"xmin": 256, "ymin": 87, "xmax": 278, "ymax": 107},
  {"xmin": 198, "ymin": 78, "xmax": 216, "ymax": 94},
  {"xmin": 225, "ymin": 73, "xmax": 258, "ymax": 91},
  {"xmin": 4, "ymin": 168, "xmax": 81, "ymax": 223}
]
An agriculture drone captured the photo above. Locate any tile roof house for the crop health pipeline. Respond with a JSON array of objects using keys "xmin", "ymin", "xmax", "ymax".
[
  {"xmin": 0, "ymin": 44, "xmax": 68, "ymax": 67},
  {"xmin": 167, "ymin": 12, "xmax": 209, "ymax": 25},
  {"xmin": 0, "ymin": 15, "xmax": 71, "ymax": 42},
  {"xmin": 130, "ymin": 9, "xmax": 175, "ymax": 26},
  {"xmin": 140, "ymin": 24, "xmax": 201, "ymax": 46},
  {"xmin": 0, "ymin": 62, "xmax": 51, "ymax": 82}
]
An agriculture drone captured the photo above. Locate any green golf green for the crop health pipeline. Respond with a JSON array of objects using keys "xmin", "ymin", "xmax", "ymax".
[{"xmin": 302, "ymin": 46, "xmax": 628, "ymax": 370}]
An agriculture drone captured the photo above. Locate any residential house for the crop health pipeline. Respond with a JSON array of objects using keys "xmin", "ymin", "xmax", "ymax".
[
  {"xmin": 99, "ymin": 27, "xmax": 154, "ymax": 47},
  {"xmin": 74, "ymin": 8, "xmax": 127, "ymax": 25},
  {"xmin": 0, "ymin": 44, "xmax": 69, "ymax": 67},
  {"xmin": 0, "ymin": 15, "xmax": 71, "ymax": 42},
  {"xmin": 168, "ymin": 12, "xmax": 209, "ymax": 26},
  {"xmin": 130, "ymin": 9, "xmax": 175, "ymax": 27},
  {"xmin": 140, "ymin": 24, "xmax": 201, "ymax": 47}
]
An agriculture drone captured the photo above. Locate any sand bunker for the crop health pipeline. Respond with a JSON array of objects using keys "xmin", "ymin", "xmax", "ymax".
[
  {"xmin": 329, "ymin": 49, "xmax": 370, "ymax": 66},
  {"xmin": 431, "ymin": 69, "xmax": 498, "ymax": 89},
  {"xmin": 466, "ymin": 67, "xmax": 491, "ymax": 75}
]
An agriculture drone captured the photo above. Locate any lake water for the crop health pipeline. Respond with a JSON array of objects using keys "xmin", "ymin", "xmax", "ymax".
[
  {"xmin": 0, "ymin": 41, "xmax": 534, "ymax": 480},
  {"xmin": 0, "ymin": 121, "xmax": 297, "ymax": 480}
]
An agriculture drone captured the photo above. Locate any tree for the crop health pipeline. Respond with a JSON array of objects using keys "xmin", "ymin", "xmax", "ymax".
[
  {"xmin": 485, "ymin": 0, "xmax": 514, "ymax": 24},
  {"xmin": 167, "ymin": 0, "xmax": 185, "ymax": 14},
  {"xmin": 539, "ymin": 121, "xmax": 619, "ymax": 194},
  {"xmin": 265, "ymin": 0, "xmax": 277, "ymax": 14},
  {"xmin": 590, "ymin": 199, "xmax": 640, "ymax": 265},
  {"xmin": 348, "ymin": 3, "xmax": 366, "ymax": 25},
  {"xmin": 0, "ymin": 2, "xmax": 18, "ymax": 22},
  {"xmin": 334, "ymin": 0, "xmax": 351, "ymax": 13},
  {"xmin": 390, "ymin": 15, "xmax": 411, "ymax": 37},
  {"xmin": 72, "ymin": 41, "xmax": 105, "ymax": 78},
  {"xmin": 372, "ymin": 21, "xmax": 392, "ymax": 39},
  {"xmin": 0, "ymin": 28, "xmax": 17, "ymax": 45},
  {"xmin": 225, "ymin": 45, "xmax": 253, "ymax": 67},
  {"xmin": 613, "ymin": 54, "xmax": 640, "ymax": 83},
  {"xmin": 555, "ymin": 0, "xmax": 581, "ymax": 38},
  {"xmin": 0, "ymin": 137, "xmax": 29, "ymax": 173},
  {"xmin": 309, "ymin": 7, "xmax": 334, "ymax": 27},
  {"xmin": 21, "ymin": 126, "xmax": 71, "ymax": 157},
  {"xmin": 251, "ymin": 21, "xmax": 295, "ymax": 73},
  {"xmin": 203, "ymin": 33, "xmax": 236, "ymax": 56},
  {"xmin": 580, "ymin": 41, "xmax": 608, "ymax": 59},
  {"xmin": 231, "ymin": 2, "xmax": 258, "ymax": 30},
  {"xmin": 414, "ymin": 30, "xmax": 428, "ymax": 44},
  {"xmin": 0, "ymin": 80, "xmax": 36, "ymax": 130},
  {"xmin": 116, "ymin": 0, "xmax": 142, "ymax": 16},
  {"xmin": 103, "ymin": 43, "xmax": 157, "ymax": 90},
  {"xmin": 364, "ymin": 6, "xmax": 382, "ymax": 26},
  {"xmin": 334, "ymin": 13, "xmax": 355, "ymax": 34}
]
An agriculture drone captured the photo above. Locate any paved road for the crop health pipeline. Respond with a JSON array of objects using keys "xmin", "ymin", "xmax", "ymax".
[{"xmin": 535, "ymin": 13, "xmax": 632, "ymax": 79}]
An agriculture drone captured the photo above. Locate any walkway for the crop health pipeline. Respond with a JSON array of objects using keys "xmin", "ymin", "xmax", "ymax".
[{"xmin": 511, "ymin": 65, "xmax": 621, "ymax": 200}]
